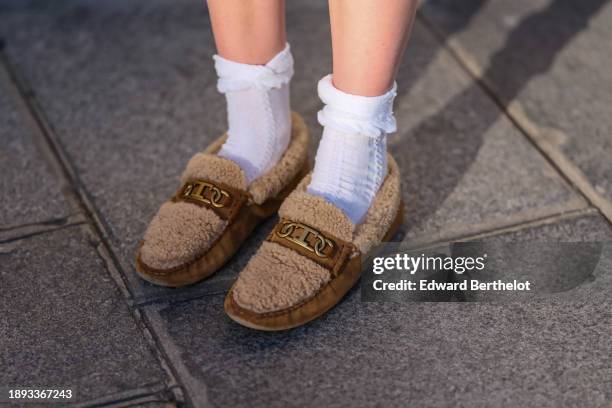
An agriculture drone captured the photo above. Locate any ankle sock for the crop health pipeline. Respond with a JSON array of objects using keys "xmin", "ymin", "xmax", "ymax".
[
  {"xmin": 213, "ymin": 44, "xmax": 293, "ymax": 184},
  {"xmin": 307, "ymin": 74, "xmax": 397, "ymax": 224}
]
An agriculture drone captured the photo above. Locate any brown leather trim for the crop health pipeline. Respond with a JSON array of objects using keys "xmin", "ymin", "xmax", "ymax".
[
  {"xmin": 267, "ymin": 219, "xmax": 357, "ymax": 276},
  {"xmin": 172, "ymin": 179, "xmax": 249, "ymax": 223},
  {"xmin": 225, "ymin": 253, "xmax": 362, "ymax": 329}
]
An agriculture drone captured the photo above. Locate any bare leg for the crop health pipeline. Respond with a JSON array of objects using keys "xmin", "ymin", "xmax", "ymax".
[
  {"xmin": 329, "ymin": 0, "xmax": 417, "ymax": 96},
  {"xmin": 307, "ymin": 0, "xmax": 417, "ymax": 223},
  {"xmin": 206, "ymin": 0, "xmax": 293, "ymax": 183},
  {"xmin": 207, "ymin": 0, "xmax": 286, "ymax": 64}
]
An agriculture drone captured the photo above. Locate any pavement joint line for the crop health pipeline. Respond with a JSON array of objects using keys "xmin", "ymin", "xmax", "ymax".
[
  {"xmin": 75, "ymin": 229, "xmax": 186, "ymax": 403},
  {"xmin": 0, "ymin": 50, "xmax": 187, "ymax": 408},
  {"xmin": 408, "ymin": 208, "xmax": 604, "ymax": 252},
  {"xmin": 132, "ymin": 283, "xmax": 235, "ymax": 308},
  {"xmin": 142, "ymin": 306, "xmax": 209, "ymax": 408},
  {"xmin": 405, "ymin": 207, "xmax": 606, "ymax": 252},
  {"xmin": 0, "ymin": 212, "xmax": 84, "ymax": 232},
  {"xmin": 0, "ymin": 50, "xmax": 132, "ymax": 299},
  {"xmin": 461, "ymin": 207, "xmax": 606, "ymax": 242},
  {"xmin": 70, "ymin": 381, "xmax": 173, "ymax": 408},
  {"xmin": 0, "ymin": 213, "xmax": 87, "ymax": 243},
  {"xmin": 402, "ymin": 196, "xmax": 586, "ymax": 249},
  {"xmin": 0, "ymin": 51, "xmax": 123, "ymax": 243},
  {"xmin": 416, "ymin": 11, "xmax": 612, "ymax": 228},
  {"xmin": 85, "ymin": 226, "xmax": 138, "ymax": 305}
]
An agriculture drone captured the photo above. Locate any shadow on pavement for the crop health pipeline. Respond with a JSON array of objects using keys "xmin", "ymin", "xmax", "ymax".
[{"xmin": 396, "ymin": 0, "xmax": 608, "ymax": 239}]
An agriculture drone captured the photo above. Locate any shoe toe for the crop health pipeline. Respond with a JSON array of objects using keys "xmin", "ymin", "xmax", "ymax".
[
  {"xmin": 231, "ymin": 241, "xmax": 331, "ymax": 314},
  {"xmin": 139, "ymin": 201, "xmax": 227, "ymax": 270}
]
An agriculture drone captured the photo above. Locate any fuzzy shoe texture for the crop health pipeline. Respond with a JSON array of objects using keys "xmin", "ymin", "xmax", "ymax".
[
  {"xmin": 225, "ymin": 154, "xmax": 403, "ymax": 330},
  {"xmin": 139, "ymin": 154, "xmax": 245, "ymax": 271},
  {"xmin": 136, "ymin": 112, "xmax": 309, "ymax": 287}
]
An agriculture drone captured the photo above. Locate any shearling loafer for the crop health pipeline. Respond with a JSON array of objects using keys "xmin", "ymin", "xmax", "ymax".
[
  {"xmin": 225, "ymin": 154, "xmax": 403, "ymax": 330},
  {"xmin": 135, "ymin": 112, "xmax": 309, "ymax": 287}
]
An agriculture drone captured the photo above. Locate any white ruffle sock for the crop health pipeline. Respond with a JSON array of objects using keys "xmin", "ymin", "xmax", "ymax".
[
  {"xmin": 213, "ymin": 44, "xmax": 293, "ymax": 184},
  {"xmin": 307, "ymin": 74, "xmax": 397, "ymax": 224}
]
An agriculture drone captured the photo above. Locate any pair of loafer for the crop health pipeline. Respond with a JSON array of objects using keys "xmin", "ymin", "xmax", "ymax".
[{"xmin": 136, "ymin": 113, "xmax": 403, "ymax": 330}]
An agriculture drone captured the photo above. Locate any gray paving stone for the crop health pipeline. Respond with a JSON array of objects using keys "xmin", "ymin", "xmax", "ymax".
[
  {"xmin": 392, "ymin": 22, "xmax": 586, "ymax": 247},
  {"xmin": 455, "ymin": 213, "xmax": 612, "ymax": 301},
  {"xmin": 72, "ymin": 386, "xmax": 178, "ymax": 408},
  {"xmin": 0, "ymin": 62, "xmax": 72, "ymax": 229},
  {"xmin": 0, "ymin": 0, "xmax": 586, "ymax": 304},
  {"xmin": 0, "ymin": 226, "xmax": 169, "ymax": 404},
  {"xmin": 421, "ymin": 0, "xmax": 612, "ymax": 209},
  {"xmin": 147, "ymin": 295, "xmax": 612, "ymax": 408},
  {"xmin": 0, "ymin": 0, "xmax": 248, "ymax": 303},
  {"xmin": 145, "ymin": 215, "xmax": 612, "ymax": 407},
  {"xmin": 487, "ymin": 211, "xmax": 612, "ymax": 242}
]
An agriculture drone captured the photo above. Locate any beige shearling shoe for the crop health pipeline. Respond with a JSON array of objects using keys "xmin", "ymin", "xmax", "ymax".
[
  {"xmin": 225, "ymin": 154, "xmax": 403, "ymax": 330},
  {"xmin": 135, "ymin": 112, "xmax": 309, "ymax": 287}
]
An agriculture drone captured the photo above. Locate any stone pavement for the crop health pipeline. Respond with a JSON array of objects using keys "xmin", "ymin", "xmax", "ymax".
[{"xmin": 0, "ymin": 0, "xmax": 611, "ymax": 407}]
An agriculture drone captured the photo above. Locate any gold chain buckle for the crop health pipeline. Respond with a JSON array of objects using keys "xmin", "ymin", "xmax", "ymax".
[
  {"xmin": 276, "ymin": 221, "xmax": 335, "ymax": 258},
  {"xmin": 180, "ymin": 180, "xmax": 231, "ymax": 208}
]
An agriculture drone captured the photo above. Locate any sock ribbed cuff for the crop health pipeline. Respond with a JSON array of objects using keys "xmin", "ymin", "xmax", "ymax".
[
  {"xmin": 213, "ymin": 43, "xmax": 294, "ymax": 93},
  {"xmin": 317, "ymin": 74, "xmax": 397, "ymax": 138}
]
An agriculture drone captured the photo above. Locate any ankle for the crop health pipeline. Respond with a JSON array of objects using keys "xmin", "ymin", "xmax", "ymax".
[
  {"xmin": 213, "ymin": 44, "xmax": 294, "ymax": 184},
  {"xmin": 307, "ymin": 75, "xmax": 397, "ymax": 224}
]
